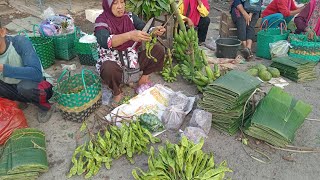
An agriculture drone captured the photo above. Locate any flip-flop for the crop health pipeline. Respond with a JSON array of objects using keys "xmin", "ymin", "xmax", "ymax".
[
  {"xmin": 247, "ymin": 48, "xmax": 254, "ymax": 61},
  {"xmin": 240, "ymin": 48, "xmax": 250, "ymax": 59},
  {"xmin": 135, "ymin": 82, "xmax": 154, "ymax": 94}
]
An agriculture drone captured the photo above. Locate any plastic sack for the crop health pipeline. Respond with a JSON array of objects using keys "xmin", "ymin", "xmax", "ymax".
[
  {"xmin": 162, "ymin": 107, "xmax": 186, "ymax": 130},
  {"xmin": 189, "ymin": 109, "xmax": 212, "ymax": 134},
  {"xmin": 181, "ymin": 127, "xmax": 208, "ymax": 144},
  {"xmin": 39, "ymin": 20, "xmax": 57, "ymax": 36},
  {"xmin": 0, "ymin": 98, "xmax": 28, "ymax": 145},
  {"xmin": 138, "ymin": 113, "xmax": 164, "ymax": 133},
  {"xmin": 79, "ymin": 34, "xmax": 97, "ymax": 43},
  {"xmin": 269, "ymin": 40, "xmax": 291, "ymax": 58},
  {"xmin": 162, "ymin": 92, "xmax": 195, "ymax": 130},
  {"xmin": 41, "ymin": 7, "xmax": 55, "ymax": 20}
]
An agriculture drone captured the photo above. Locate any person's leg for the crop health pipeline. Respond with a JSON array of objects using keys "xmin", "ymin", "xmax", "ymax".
[
  {"xmin": 0, "ymin": 80, "xmax": 29, "ymax": 102},
  {"xmin": 197, "ymin": 16, "xmax": 210, "ymax": 44},
  {"xmin": 16, "ymin": 80, "xmax": 53, "ymax": 122},
  {"xmin": 138, "ymin": 44, "xmax": 165, "ymax": 86},
  {"xmin": 262, "ymin": 13, "xmax": 284, "ymax": 28},
  {"xmin": 246, "ymin": 12, "xmax": 260, "ymax": 50},
  {"xmin": 100, "ymin": 61, "xmax": 123, "ymax": 103}
]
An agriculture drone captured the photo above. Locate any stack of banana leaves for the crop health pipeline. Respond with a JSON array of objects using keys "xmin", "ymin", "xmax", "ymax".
[
  {"xmin": 244, "ymin": 87, "xmax": 312, "ymax": 147},
  {"xmin": 270, "ymin": 57, "xmax": 318, "ymax": 83},
  {"xmin": 198, "ymin": 70, "xmax": 261, "ymax": 135},
  {"xmin": 0, "ymin": 128, "xmax": 49, "ymax": 180}
]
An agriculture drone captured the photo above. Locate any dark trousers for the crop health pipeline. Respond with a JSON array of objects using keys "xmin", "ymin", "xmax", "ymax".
[
  {"xmin": 197, "ymin": 16, "xmax": 211, "ymax": 43},
  {"xmin": 0, "ymin": 80, "xmax": 52, "ymax": 111},
  {"xmin": 100, "ymin": 44, "xmax": 165, "ymax": 96},
  {"xmin": 231, "ymin": 8, "xmax": 259, "ymax": 41}
]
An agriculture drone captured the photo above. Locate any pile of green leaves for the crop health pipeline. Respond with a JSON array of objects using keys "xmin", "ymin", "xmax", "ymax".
[
  {"xmin": 126, "ymin": 0, "xmax": 171, "ymax": 20},
  {"xmin": 68, "ymin": 121, "xmax": 161, "ymax": 179},
  {"xmin": 132, "ymin": 136, "xmax": 232, "ymax": 179}
]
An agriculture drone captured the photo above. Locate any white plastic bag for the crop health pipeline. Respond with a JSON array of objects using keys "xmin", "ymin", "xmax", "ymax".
[
  {"xmin": 181, "ymin": 127, "xmax": 208, "ymax": 144},
  {"xmin": 79, "ymin": 34, "xmax": 97, "ymax": 43},
  {"xmin": 189, "ymin": 109, "xmax": 212, "ymax": 134},
  {"xmin": 41, "ymin": 7, "xmax": 55, "ymax": 20},
  {"xmin": 269, "ymin": 40, "xmax": 291, "ymax": 58},
  {"xmin": 162, "ymin": 107, "xmax": 186, "ymax": 130}
]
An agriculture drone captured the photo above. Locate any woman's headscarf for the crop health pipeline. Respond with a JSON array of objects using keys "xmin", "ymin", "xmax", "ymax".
[
  {"xmin": 183, "ymin": 0, "xmax": 210, "ymax": 26},
  {"xmin": 95, "ymin": 0, "xmax": 136, "ymax": 51},
  {"xmin": 307, "ymin": 0, "xmax": 320, "ymax": 36}
]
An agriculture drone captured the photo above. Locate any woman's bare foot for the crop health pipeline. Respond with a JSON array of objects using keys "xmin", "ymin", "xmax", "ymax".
[
  {"xmin": 113, "ymin": 93, "xmax": 123, "ymax": 103},
  {"xmin": 138, "ymin": 75, "xmax": 150, "ymax": 86}
]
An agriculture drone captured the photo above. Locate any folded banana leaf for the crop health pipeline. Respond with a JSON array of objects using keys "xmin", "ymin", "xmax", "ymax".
[
  {"xmin": 271, "ymin": 56, "xmax": 318, "ymax": 82},
  {"xmin": 244, "ymin": 87, "xmax": 312, "ymax": 147},
  {"xmin": 0, "ymin": 128, "xmax": 48, "ymax": 180}
]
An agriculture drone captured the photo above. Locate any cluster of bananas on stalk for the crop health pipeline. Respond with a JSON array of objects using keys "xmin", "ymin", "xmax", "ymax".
[
  {"xmin": 132, "ymin": 136, "xmax": 232, "ymax": 179},
  {"xmin": 68, "ymin": 121, "xmax": 160, "ymax": 179},
  {"xmin": 161, "ymin": 48, "xmax": 180, "ymax": 83},
  {"xmin": 172, "ymin": 27, "xmax": 221, "ymax": 91},
  {"xmin": 193, "ymin": 51, "xmax": 221, "ymax": 92}
]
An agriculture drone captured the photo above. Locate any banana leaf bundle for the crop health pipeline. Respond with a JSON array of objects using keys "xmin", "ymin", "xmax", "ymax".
[
  {"xmin": 0, "ymin": 128, "xmax": 48, "ymax": 180},
  {"xmin": 198, "ymin": 70, "xmax": 261, "ymax": 135},
  {"xmin": 244, "ymin": 87, "xmax": 312, "ymax": 147},
  {"xmin": 271, "ymin": 57, "xmax": 318, "ymax": 82}
]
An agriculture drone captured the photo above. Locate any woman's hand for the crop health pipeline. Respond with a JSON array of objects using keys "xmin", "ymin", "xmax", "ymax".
[
  {"xmin": 307, "ymin": 31, "xmax": 315, "ymax": 40},
  {"xmin": 129, "ymin": 30, "xmax": 151, "ymax": 42},
  {"xmin": 153, "ymin": 26, "xmax": 166, "ymax": 36},
  {"xmin": 244, "ymin": 13, "xmax": 252, "ymax": 26},
  {"xmin": 186, "ymin": 18, "xmax": 194, "ymax": 27}
]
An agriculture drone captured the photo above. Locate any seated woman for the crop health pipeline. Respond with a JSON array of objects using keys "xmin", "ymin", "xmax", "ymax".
[
  {"xmin": 94, "ymin": 0, "xmax": 166, "ymax": 104},
  {"xmin": 262, "ymin": 0, "xmax": 304, "ymax": 28},
  {"xmin": 294, "ymin": 0, "xmax": 319, "ymax": 40},
  {"xmin": 178, "ymin": 0, "xmax": 210, "ymax": 45},
  {"xmin": 230, "ymin": 0, "xmax": 261, "ymax": 60}
]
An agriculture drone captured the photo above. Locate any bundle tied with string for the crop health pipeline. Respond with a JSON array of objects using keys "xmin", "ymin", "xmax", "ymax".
[
  {"xmin": 52, "ymin": 69, "xmax": 102, "ymax": 123},
  {"xmin": 197, "ymin": 70, "xmax": 262, "ymax": 135},
  {"xmin": 256, "ymin": 19, "xmax": 290, "ymax": 60},
  {"xmin": 0, "ymin": 128, "xmax": 48, "ymax": 179}
]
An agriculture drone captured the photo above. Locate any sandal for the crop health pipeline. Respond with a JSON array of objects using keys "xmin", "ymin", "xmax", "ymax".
[
  {"xmin": 135, "ymin": 82, "xmax": 154, "ymax": 94},
  {"xmin": 240, "ymin": 48, "xmax": 250, "ymax": 59},
  {"xmin": 247, "ymin": 48, "xmax": 254, "ymax": 61}
]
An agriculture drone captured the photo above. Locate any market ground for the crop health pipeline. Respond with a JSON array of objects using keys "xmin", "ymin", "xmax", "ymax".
[{"xmin": 1, "ymin": 1, "xmax": 320, "ymax": 180}]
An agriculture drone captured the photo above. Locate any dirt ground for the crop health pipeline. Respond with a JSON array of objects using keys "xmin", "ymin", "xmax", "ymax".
[{"xmin": 1, "ymin": 1, "xmax": 320, "ymax": 180}]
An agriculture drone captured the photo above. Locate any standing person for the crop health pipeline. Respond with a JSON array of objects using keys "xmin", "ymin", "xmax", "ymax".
[
  {"xmin": 178, "ymin": 0, "xmax": 210, "ymax": 45},
  {"xmin": 262, "ymin": 0, "xmax": 305, "ymax": 28},
  {"xmin": 230, "ymin": 0, "xmax": 262, "ymax": 60},
  {"xmin": 94, "ymin": 0, "xmax": 166, "ymax": 105},
  {"xmin": 0, "ymin": 21, "xmax": 53, "ymax": 123},
  {"xmin": 294, "ymin": 0, "xmax": 320, "ymax": 40}
]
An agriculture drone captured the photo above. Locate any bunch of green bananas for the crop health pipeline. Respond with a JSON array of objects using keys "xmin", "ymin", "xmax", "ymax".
[
  {"xmin": 132, "ymin": 136, "xmax": 232, "ymax": 180},
  {"xmin": 146, "ymin": 32, "xmax": 158, "ymax": 62},
  {"xmin": 68, "ymin": 121, "xmax": 160, "ymax": 179},
  {"xmin": 161, "ymin": 49, "xmax": 180, "ymax": 83}
]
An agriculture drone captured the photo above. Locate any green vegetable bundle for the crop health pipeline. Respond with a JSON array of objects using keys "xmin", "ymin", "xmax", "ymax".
[
  {"xmin": 132, "ymin": 136, "xmax": 232, "ymax": 180},
  {"xmin": 68, "ymin": 121, "xmax": 161, "ymax": 179},
  {"xmin": 126, "ymin": 0, "xmax": 171, "ymax": 21}
]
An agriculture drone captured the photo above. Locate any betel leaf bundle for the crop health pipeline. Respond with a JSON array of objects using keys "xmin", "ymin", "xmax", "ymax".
[
  {"xmin": 244, "ymin": 87, "xmax": 312, "ymax": 147},
  {"xmin": 198, "ymin": 70, "xmax": 262, "ymax": 135}
]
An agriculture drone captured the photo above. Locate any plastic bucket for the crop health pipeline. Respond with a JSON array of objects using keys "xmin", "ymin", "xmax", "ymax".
[{"xmin": 215, "ymin": 38, "xmax": 241, "ymax": 58}]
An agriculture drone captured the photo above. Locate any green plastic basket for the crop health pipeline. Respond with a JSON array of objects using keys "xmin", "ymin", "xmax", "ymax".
[
  {"xmin": 288, "ymin": 33, "xmax": 320, "ymax": 62},
  {"xmin": 256, "ymin": 20, "xmax": 290, "ymax": 60},
  {"xmin": 55, "ymin": 48, "xmax": 77, "ymax": 60},
  {"xmin": 74, "ymin": 28, "xmax": 99, "ymax": 66},
  {"xmin": 53, "ymin": 69, "xmax": 101, "ymax": 108},
  {"xmin": 53, "ymin": 29, "xmax": 76, "ymax": 60},
  {"xmin": 18, "ymin": 25, "xmax": 55, "ymax": 69}
]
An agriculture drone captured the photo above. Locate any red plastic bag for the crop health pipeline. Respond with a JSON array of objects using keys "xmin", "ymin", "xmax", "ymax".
[{"xmin": 0, "ymin": 98, "xmax": 28, "ymax": 145}]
